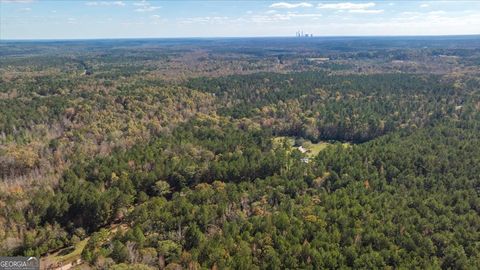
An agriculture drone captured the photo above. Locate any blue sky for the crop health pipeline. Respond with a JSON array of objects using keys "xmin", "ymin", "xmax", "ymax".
[{"xmin": 1, "ymin": 0, "xmax": 479, "ymax": 39}]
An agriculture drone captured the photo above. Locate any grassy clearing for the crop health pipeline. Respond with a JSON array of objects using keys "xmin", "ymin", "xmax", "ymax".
[
  {"xmin": 55, "ymin": 238, "xmax": 88, "ymax": 263},
  {"xmin": 42, "ymin": 237, "xmax": 88, "ymax": 266},
  {"xmin": 303, "ymin": 141, "xmax": 330, "ymax": 157},
  {"xmin": 273, "ymin": 136, "xmax": 341, "ymax": 157},
  {"xmin": 41, "ymin": 222, "xmax": 129, "ymax": 269},
  {"xmin": 40, "ymin": 237, "xmax": 89, "ymax": 269}
]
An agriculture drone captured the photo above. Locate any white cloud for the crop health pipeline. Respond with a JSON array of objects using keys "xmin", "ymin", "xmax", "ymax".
[
  {"xmin": 386, "ymin": 11, "xmax": 480, "ymax": 34},
  {"xmin": 349, "ymin": 9, "xmax": 384, "ymax": 14},
  {"xmin": 133, "ymin": 0, "xmax": 161, "ymax": 12},
  {"xmin": 135, "ymin": 6, "xmax": 161, "ymax": 12},
  {"xmin": 420, "ymin": 4, "xmax": 429, "ymax": 8},
  {"xmin": 18, "ymin": 7, "xmax": 31, "ymax": 12},
  {"xmin": 246, "ymin": 12, "xmax": 322, "ymax": 23},
  {"xmin": 179, "ymin": 11, "xmax": 322, "ymax": 25},
  {"xmin": 150, "ymin": 14, "xmax": 166, "ymax": 24},
  {"xmin": 318, "ymin": 2, "xmax": 375, "ymax": 10},
  {"xmin": 86, "ymin": 1, "xmax": 125, "ymax": 6},
  {"xmin": 291, "ymin": 13, "xmax": 323, "ymax": 18},
  {"xmin": 302, "ymin": 11, "xmax": 480, "ymax": 36},
  {"xmin": 133, "ymin": 0, "xmax": 147, "ymax": 6},
  {"xmin": 317, "ymin": 2, "xmax": 381, "ymax": 15},
  {"xmin": 269, "ymin": 2, "xmax": 313, "ymax": 9}
]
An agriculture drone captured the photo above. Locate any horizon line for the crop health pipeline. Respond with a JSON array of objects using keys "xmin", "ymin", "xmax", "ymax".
[{"xmin": 1, "ymin": 34, "xmax": 480, "ymax": 42}]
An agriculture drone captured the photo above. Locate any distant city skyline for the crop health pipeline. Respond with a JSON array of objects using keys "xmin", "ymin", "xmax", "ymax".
[{"xmin": 1, "ymin": 0, "xmax": 480, "ymax": 40}]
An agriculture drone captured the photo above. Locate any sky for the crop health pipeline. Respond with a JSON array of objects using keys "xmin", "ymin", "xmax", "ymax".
[{"xmin": 1, "ymin": 0, "xmax": 480, "ymax": 39}]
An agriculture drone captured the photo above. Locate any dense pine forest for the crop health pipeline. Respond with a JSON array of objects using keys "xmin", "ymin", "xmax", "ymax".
[{"xmin": 1, "ymin": 37, "xmax": 480, "ymax": 269}]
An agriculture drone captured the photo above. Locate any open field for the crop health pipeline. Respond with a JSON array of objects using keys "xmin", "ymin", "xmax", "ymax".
[{"xmin": 273, "ymin": 136, "xmax": 340, "ymax": 157}]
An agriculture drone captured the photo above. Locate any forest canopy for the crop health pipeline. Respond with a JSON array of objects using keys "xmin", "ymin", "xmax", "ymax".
[{"xmin": 0, "ymin": 37, "xmax": 479, "ymax": 269}]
